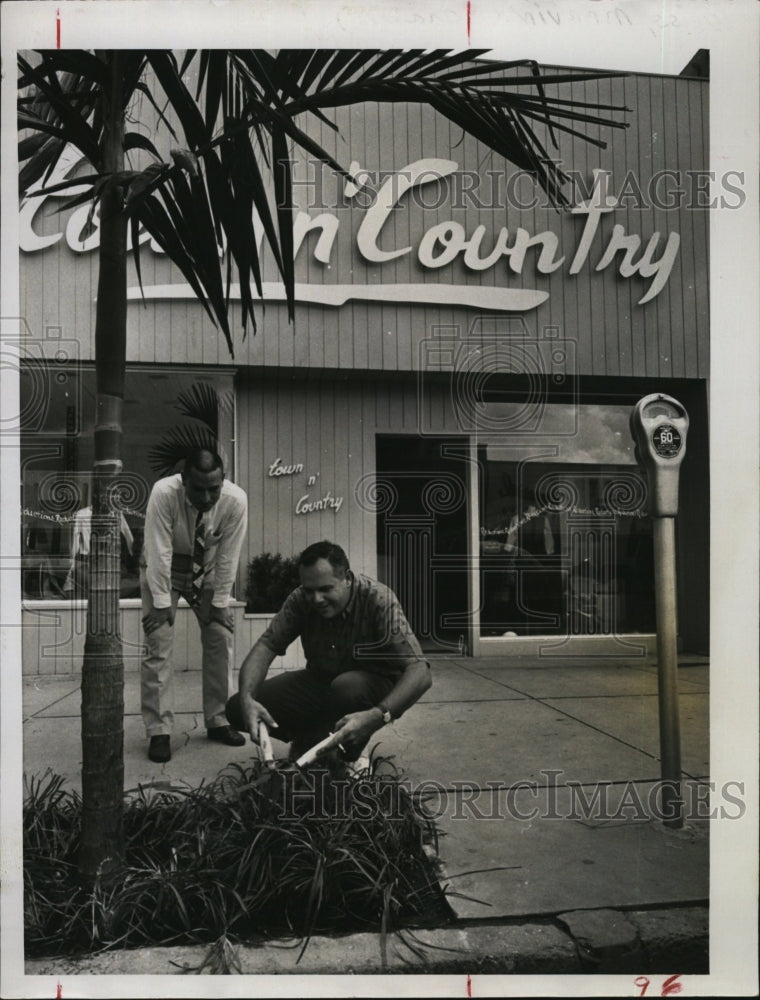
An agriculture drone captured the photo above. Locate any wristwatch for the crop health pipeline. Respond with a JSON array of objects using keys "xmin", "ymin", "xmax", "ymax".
[{"xmin": 377, "ymin": 703, "xmax": 393, "ymax": 725}]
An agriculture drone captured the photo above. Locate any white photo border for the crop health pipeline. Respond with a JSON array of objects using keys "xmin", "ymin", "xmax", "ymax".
[{"xmin": 2, "ymin": 1, "xmax": 758, "ymax": 996}]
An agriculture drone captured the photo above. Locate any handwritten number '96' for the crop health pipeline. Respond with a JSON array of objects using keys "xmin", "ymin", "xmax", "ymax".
[{"xmin": 635, "ymin": 975, "xmax": 683, "ymax": 996}]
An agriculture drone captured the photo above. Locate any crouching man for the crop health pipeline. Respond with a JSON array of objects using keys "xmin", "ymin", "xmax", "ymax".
[{"xmin": 225, "ymin": 540, "xmax": 431, "ymax": 768}]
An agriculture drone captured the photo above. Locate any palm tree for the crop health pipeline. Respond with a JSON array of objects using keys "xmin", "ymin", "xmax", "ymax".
[{"xmin": 18, "ymin": 49, "xmax": 627, "ymax": 880}]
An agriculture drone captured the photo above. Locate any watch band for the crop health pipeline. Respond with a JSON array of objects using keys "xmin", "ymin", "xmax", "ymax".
[{"xmin": 377, "ymin": 702, "xmax": 393, "ymax": 725}]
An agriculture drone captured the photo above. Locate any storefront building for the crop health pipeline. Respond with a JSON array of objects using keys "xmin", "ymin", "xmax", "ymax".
[{"xmin": 18, "ymin": 62, "xmax": 710, "ymax": 671}]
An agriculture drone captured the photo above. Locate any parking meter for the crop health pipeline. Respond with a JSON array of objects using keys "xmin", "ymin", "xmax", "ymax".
[
  {"xmin": 630, "ymin": 394, "xmax": 689, "ymax": 516},
  {"xmin": 630, "ymin": 393, "xmax": 689, "ymax": 828}
]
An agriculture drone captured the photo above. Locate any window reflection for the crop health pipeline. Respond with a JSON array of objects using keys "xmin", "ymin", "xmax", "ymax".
[
  {"xmin": 478, "ymin": 402, "xmax": 655, "ymax": 637},
  {"xmin": 20, "ymin": 366, "xmax": 233, "ymax": 601}
]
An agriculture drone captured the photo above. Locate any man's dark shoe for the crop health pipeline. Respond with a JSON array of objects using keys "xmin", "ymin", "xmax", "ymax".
[
  {"xmin": 207, "ymin": 725, "xmax": 245, "ymax": 747},
  {"xmin": 148, "ymin": 735, "xmax": 171, "ymax": 763}
]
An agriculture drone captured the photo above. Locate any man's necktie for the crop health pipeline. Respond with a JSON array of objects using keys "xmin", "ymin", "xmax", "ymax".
[{"xmin": 190, "ymin": 510, "xmax": 205, "ymax": 605}]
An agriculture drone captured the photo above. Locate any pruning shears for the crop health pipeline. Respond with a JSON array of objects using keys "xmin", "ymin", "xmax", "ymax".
[{"xmin": 249, "ymin": 720, "xmax": 339, "ymax": 790}]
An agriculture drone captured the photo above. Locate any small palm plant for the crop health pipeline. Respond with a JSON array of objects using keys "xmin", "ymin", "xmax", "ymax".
[{"xmin": 147, "ymin": 381, "xmax": 231, "ymax": 477}]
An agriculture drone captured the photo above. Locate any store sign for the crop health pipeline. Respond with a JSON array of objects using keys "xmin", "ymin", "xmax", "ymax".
[
  {"xmin": 21, "ymin": 150, "xmax": 679, "ymax": 309},
  {"xmin": 295, "ymin": 491, "xmax": 344, "ymax": 515},
  {"xmin": 267, "ymin": 457, "xmax": 344, "ymax": 515},
  {"xmin": 351, "ymin": 161, "xmax": 678, "ymax": 305},
  {"xmin": 268, "ymin": 457, "xmax": 304, "ymax": 477}
]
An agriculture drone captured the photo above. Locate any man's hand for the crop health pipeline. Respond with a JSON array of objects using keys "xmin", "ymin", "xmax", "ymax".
[
  {"xmin": 142, "ymin": 606, "xmax": 175, "ymax": 635},
  {"xmin": 208, "ymin": 605, "xmax": 234, "ymax": 632},
  {"xmin": 239, "ymin": 692, "xmax": 279, "ymax": 744},
  {"xmin": 318, "ymin": 709, "xmax": 383, "ymax": 758}
]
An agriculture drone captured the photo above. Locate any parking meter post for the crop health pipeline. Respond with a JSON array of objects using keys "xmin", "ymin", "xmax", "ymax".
[
  {"xmin": 653, "ymin": 516, "xmax": 683, "ymax": 828},
  {"xmin": 630, "ymin": 393, "xmax": 689, "ymax": 831}
]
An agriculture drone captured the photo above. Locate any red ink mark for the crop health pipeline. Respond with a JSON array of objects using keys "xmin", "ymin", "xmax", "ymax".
[
  {"xmin": 466, "ymin": 1, "xmax": 471, "ymax": 45},
  {"xmin": 466, "ymin": 973, "xmax": 472, "ymax": 997},
  {"xmin": 56, "ymin": 982, "xmax": 62, "ymax": 1000},
  {"xmin": 633, "ymin": 975, "xmax": 683, "ymax": 997},
  {"xmin": 56, "ymin": 8, "xmax": 61, "ymax": 49},
  {"xmin": 661, "ymin": 974, "xmax": 683, "ymax": 996}
]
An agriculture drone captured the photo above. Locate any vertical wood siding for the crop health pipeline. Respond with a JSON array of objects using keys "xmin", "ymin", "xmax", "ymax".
[{"xmin": 236, "ymin": 373, "xmax": 457, "ymax": 581}]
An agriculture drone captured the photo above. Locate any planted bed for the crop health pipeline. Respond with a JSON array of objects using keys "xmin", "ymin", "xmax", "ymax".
[{"xmin": 24, "ymin": 757, "xmax": 452, "ymax": 961}]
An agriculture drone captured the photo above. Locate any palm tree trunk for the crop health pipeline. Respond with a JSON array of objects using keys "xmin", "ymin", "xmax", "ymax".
[{"xmin": 79, "ymin": 51, "xmax": 127, "ymax": 881}]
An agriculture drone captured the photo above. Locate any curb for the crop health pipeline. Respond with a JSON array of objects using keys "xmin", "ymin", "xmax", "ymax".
[{"xmin": 26, "ymin": 905, "xmax": 708, "ymax": 977}]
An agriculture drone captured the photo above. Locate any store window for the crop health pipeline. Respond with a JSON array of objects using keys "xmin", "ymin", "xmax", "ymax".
[
  {"xmin": 20, "ymin": 365, "xmax": 234, "ymax": 601},
  {"xmin": 478, "ymin": 402, "xmax": 655, "ymax": 638}
]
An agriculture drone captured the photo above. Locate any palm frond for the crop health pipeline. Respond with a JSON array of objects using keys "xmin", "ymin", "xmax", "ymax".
[
  {"xmin": 19, "ymin": 46, "xmax": 630, "ymax": 353},
  {"xmin": 147, "ymin": 424, "xmax": 219, "ymax": 477},
  {"xmin": 262, "ymin": 50, "xmax": 629, "ymax": 207},
  {"xmin": 147, "ymin": 382, "xmax": 227, "ymax": 476},
  {"xmin": 174, "ymin": 382, "xmax": 223, "ymax": 429},
  {"xmin": 124, "ymin": 132, "xmax": 162, "ymax": 161},
  {"xmin": 18, "ymin": 54, "xmax": 102, "ymax": 170},
  {"xmin": 144, "ymin": 51, "xmax": 211, "ymax": 153},
  {"xmin": 131, "ymin": 187, "xmax": 227, "ymax": 341}
]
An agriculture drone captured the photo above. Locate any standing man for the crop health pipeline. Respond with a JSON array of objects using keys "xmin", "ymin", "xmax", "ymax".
[
  {"xmin": 141, "ymin": 448, "xmax": 248, "ymax": 763},
  {"xmin": 226, "ymin": 540, "xmax": 432, "ymax": 770}
]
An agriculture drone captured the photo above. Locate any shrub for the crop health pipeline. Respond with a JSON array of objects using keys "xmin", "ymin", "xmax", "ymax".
[
  {"xmin": 244, "ymin": 552, "xmax": 301, "ymax": 613},
  {"xmin": 23, "ymin": 758, "xmax": 450, "ymax": 960}
]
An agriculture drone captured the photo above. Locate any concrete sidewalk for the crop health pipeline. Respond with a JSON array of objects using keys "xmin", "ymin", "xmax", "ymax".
[{"xmin": 22, "ymin": 652, "xmax": 710, "ymax": 975}]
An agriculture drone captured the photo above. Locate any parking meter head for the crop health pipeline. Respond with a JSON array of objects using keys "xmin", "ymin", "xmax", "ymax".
[{"xmin": 630, "ymin": 394, "xmax": 689, "ymax": 517}]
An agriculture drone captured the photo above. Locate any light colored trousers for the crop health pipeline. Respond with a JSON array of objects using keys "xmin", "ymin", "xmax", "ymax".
[{"xmin": 140, "ymin": 570, "xmax": 233, "ymax": 736}]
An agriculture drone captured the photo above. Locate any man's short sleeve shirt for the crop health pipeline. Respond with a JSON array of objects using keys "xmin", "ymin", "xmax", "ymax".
[{"xmin": 259, "ymin": 573, "xmax": 425, "ymax": 678}]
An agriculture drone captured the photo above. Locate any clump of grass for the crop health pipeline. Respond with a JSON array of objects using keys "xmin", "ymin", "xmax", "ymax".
[{"xmin": 23, "ymin": 756, "xmax": 451, "ymax": 960}]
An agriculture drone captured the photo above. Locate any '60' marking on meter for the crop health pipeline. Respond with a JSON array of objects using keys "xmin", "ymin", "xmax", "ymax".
[
  {"xmin": 634, "ymin": 974, "xmax": 683, "ymax": 996},
  {"xmin": 652, "ymin": 424, "xmax": 682, "ymax": 457}
]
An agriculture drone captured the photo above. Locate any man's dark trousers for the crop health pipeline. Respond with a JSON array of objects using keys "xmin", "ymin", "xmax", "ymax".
[{"xmin": 226, "ymin": 668, "xmax": 395, "ymax": 760}]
